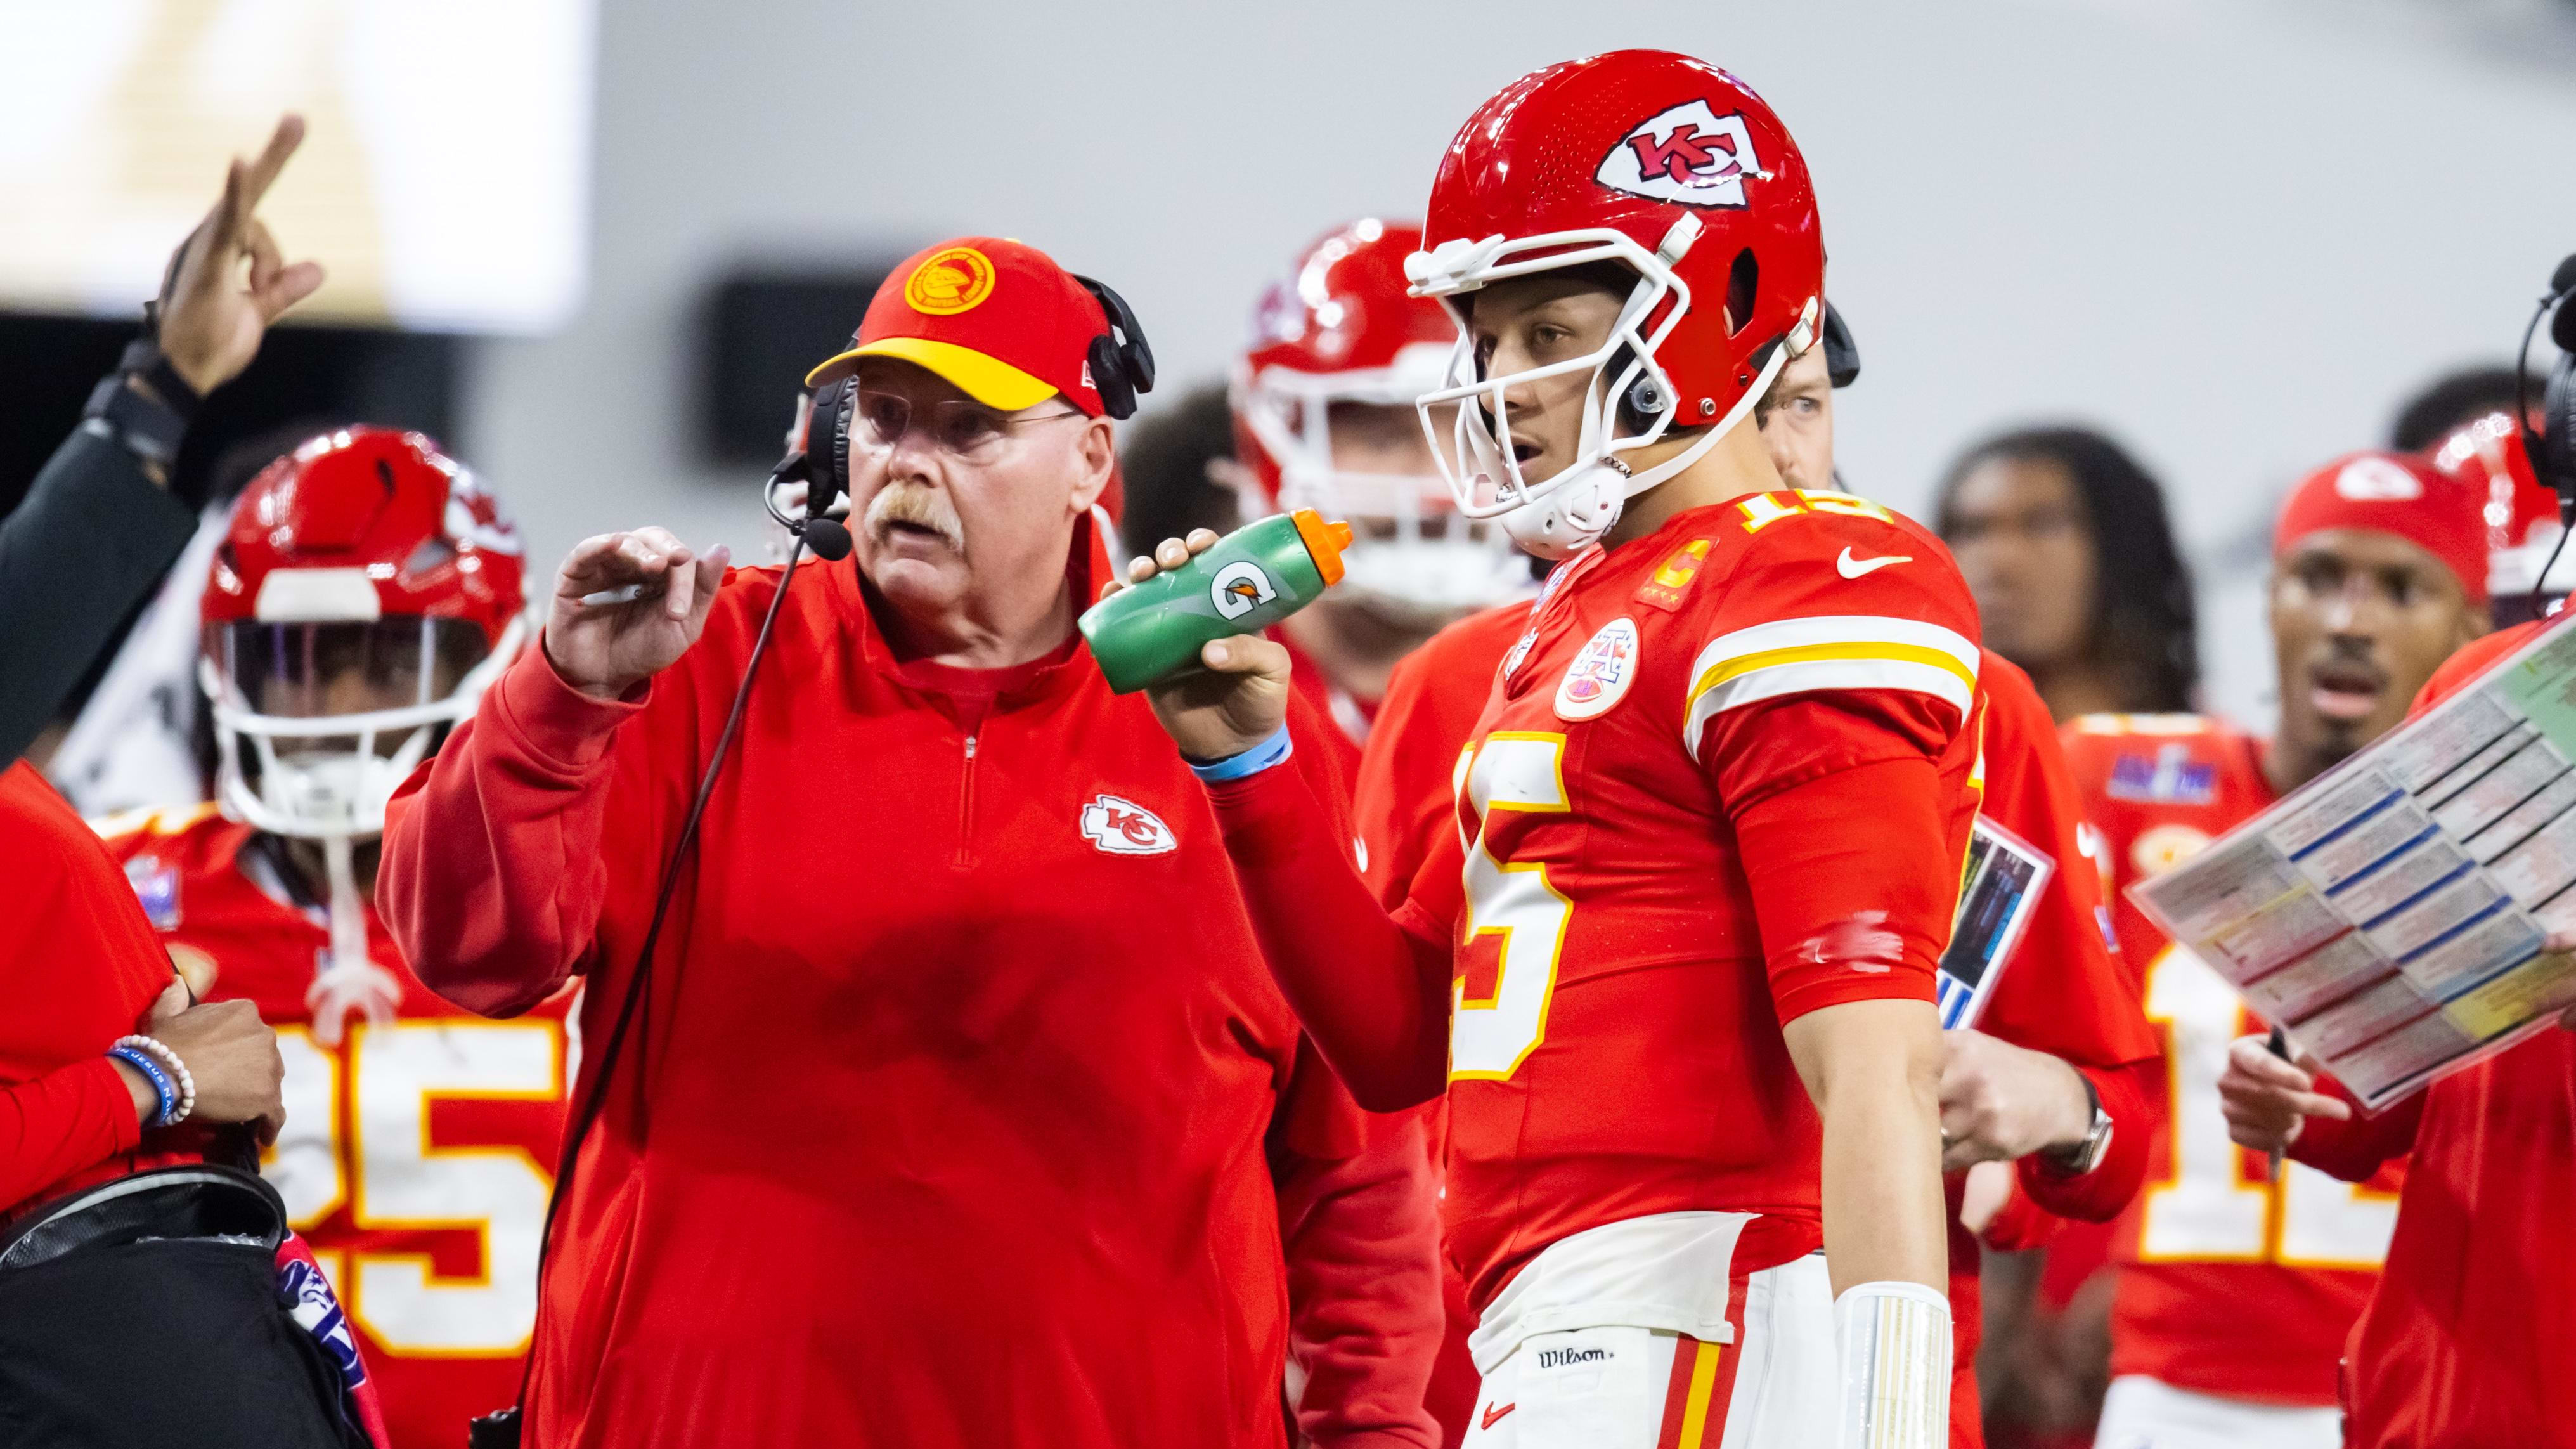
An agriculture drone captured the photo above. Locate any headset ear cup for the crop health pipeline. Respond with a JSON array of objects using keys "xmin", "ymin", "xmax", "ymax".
[
  {"xmin": 1088, "ymin": 335, "xmax": 1137, "ymax": 420},
  {"xmin": 1072, "ymin": 274, "xmax": 1155, "ymax": 418},
  {"xmin": 2541, "ymin": 358, "xmax": 2576, "ymax": 521},
  {"xmin": 812, "ymin": 379, "xmax": 855, "ymax": 513}
]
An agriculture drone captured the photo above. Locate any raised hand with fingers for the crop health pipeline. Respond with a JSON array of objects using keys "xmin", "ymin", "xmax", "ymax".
[
  {"xmin": 1110, "ymin": 530, "xmax": 1295, "ymax": 762},
  {"xmin": 547, "ymin": 528, "xmax": 734, "ymax": 700},
  {"xmin": 156, "ymin": 114, "xmax": 327, "ymax": 398}
]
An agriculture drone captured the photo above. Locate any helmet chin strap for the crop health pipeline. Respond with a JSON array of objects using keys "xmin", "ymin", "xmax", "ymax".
[{"xmin": 307, "ymin": 832, "xmax": 405, "ymax": 1048}]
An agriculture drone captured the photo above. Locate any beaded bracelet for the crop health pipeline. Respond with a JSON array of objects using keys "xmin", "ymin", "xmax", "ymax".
[
  {"xmin": 107, "ymin": 1046, "xmax": 178, "ymax": 1129},
  {"xmin": 113, "ymin": 1034, "xmax": 196, "ymax": 1128}
]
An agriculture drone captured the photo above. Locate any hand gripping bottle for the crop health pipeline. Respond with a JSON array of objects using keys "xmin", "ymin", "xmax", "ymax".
[{"xmin": 1081, "ymin": 509, "xmax": 1352, "ymax": 693}]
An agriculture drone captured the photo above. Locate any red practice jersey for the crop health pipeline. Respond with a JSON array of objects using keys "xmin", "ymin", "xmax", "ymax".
[
  {"xmin": 94, "ymin": 805, "xmax": 570, "ymax": 1449},
  {"xmin": 2062, "ymin": 715, "xmax": 2398, "ymax": 1406},
  {"xmin": 1401, "ymin": 491, "xmax": 1984, "ymax": 1305},
  {"xmin": 1357, "ymin": 602, "xmax": 1530, "ymax": 909}
]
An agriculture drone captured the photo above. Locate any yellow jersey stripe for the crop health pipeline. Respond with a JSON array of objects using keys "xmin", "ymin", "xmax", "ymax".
[{"xmin": 1688, "ymin": 640, "xmax": 1977, "ymax": 705}]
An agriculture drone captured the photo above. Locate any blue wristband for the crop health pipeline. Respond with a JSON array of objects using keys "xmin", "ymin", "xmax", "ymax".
[
  {"xmin": 1188, "ymin": 724, "xmax": 1294, "ymax": 783},
  {"xmin": 108, "ymin": 1046, "xmax": 178, "ymax": 1129}
]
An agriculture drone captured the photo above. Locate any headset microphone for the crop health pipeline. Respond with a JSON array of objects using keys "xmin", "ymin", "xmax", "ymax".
[{"xmin": 767, "ymin": 381, "xmax": 856, "ymax": 562}]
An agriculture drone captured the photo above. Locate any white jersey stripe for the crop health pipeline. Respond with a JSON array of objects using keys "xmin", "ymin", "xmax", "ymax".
[{"xmin": 1684, "ymin": 658, "xmax": 1976, "ymax": 762}]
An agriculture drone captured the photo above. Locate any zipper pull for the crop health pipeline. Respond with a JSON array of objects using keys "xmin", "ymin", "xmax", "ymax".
[{"xmin": 964, "ymin": 735, "xmax": 978, "ymax": 760}]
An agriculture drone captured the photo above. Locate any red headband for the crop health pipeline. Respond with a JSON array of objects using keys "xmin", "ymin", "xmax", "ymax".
[{"xmin": 2274, "ymin": 451, "xmax": 2489, "ymax": 606}]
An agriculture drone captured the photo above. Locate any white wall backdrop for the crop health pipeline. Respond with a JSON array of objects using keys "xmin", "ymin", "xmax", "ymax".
[{"xmin": 460, "ymin": 0, "xmax": 2576, "ymax": 729}]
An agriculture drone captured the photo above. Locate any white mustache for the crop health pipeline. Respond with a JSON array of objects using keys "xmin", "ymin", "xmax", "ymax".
[{"xmin": 865, "ymin": 483, "xmax": 966, "ymax": 554}]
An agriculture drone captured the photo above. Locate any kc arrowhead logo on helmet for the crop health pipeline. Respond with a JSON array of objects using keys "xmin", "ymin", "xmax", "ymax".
[{"xmin": 1596, "ymin": 100, "xmax": 1764, "ymax": 208}]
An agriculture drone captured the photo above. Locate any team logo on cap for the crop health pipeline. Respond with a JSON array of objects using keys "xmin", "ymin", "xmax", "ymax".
[
  {"xmin": 1210, "ymin": 560, "xmax": 1278, "ymax": 620},
  {"xmin": 905, "ymin": 247, "xmax": 997, "ymax": 316},
  {"xmin": 2334, "ymin": 457, "xmax": 2423, "ymax": 501},
  {"xmin": 1598, "ymin": 101, "xmax": 1764, "ymax": 209}
]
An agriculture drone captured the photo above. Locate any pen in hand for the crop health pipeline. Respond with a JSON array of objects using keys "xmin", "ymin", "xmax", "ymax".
[{"xmin": 2266, "ymin": 1023, "xmax": 2290, "ymax": 1184}]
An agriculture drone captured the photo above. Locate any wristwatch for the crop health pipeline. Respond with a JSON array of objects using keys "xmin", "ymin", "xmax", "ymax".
[{"xmin": 2042, "ymin": 1072, "xmax": 2114, "ymax": 1176}]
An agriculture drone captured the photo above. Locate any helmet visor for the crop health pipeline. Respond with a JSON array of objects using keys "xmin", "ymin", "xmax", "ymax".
[{"xmin": 211, "ymin": 618, "xmax": 488, "ymax": 722}]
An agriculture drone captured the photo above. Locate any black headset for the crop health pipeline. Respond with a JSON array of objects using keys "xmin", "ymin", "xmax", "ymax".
[
  {"xmin": 2511, "ymin": 254, "xmax": 2576, "ymax": 614},
  {"xmin": 768, "ymin": 273, "xmax": 1155, "ymax": 563},
  {"xmin": 2521, "ymin": 256, "xmax": 2576, "ymax": 514}
]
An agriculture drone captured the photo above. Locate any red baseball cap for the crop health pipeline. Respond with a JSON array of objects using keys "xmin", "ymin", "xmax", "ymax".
[
  {"xmin": 2274, "ymin": 450, "xmax": 2490, "ymax": 604},
  {"xmin": 805, "ymin": 237, "xmax": 1111, "ymax": 415}
]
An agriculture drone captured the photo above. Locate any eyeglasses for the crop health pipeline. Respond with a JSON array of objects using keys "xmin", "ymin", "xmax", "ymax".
[{"xmin": 852, "ymin": 389, "xmax": 1085, "ymax": 462}]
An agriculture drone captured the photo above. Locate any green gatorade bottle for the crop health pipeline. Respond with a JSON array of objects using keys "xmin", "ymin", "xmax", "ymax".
[{"xmin": 1080, "ymin": 509, "xmax": 1353, "ymax": 694}]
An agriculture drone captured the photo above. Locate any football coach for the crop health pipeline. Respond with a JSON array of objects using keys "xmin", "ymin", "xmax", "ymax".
[{"xmin": 377, "ymin": 238, "xmax": 1440, "ymax": 1448}]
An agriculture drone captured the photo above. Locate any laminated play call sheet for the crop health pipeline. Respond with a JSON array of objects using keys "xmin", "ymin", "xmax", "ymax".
[
  {"xmin": 2132, "ymin": 621, "xmax": 2576, "ymax": 1110},
  {"xmin": 1938, "ymin": 816, "xmax": 2052, "ymax": 1030}
]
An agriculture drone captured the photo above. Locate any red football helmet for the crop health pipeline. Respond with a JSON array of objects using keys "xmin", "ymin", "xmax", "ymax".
[
  {"xmin": 1232, "ymin": 219, "xmax": 1529, "ymax": 608},
  {"xmin": 200, "ymin": 427, "xmax": 528, "ymax": 843},
  {"xmin": 1408, "ymin": 49, "xmax": 1825, "ymax": 556},
  {"xmin": 2426, "ymin": 409, "xmax": 2566, "ymax": 605}
]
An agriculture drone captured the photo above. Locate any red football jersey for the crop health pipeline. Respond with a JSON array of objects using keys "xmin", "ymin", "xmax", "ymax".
[
  {"xmin": 2062, "ymin": 715, "xmax": 2399, "ymax": 1405},
  {"xmin": 1356, "ymin": 602, "xmax": 1530, "ymax": 909},
  {"xmin": 1409, "ymin": 491, "xmax": 1984, "ymax": 1305},
  {"xmin": 94, "ymin": 805, "xmax": 570, "ymax": 1449}
]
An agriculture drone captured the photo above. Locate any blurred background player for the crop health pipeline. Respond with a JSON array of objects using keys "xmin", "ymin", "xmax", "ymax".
[
  {"xmin": 2062, "ymin": 449, "xmax": 2490, "ymax": 1449},
  {"xmin": 1892, "ymin": 422, "xmax": 2199, "ymax": 1446},
  {"xmin": 1229, "ymin": 218, "xmax": 1534, "ymax": 770},
  {"xmin": 2426, "ymin": 406, "xmax": 2571, "ymax": 625},
  {"xmin": 93, "ymin": 427, "xmax": 570, "ymax": 1449},
  {"xmin": 1118, "ymin": 382, "xmax": 1243, "ymax": 560},
  {"xmin": 2387, "ymin": 363, "xmax": 2544, "ymax": 453},
  {"xmin": 1754, "ymin": 319, "xmax": 2161, "ymax": 1449},
  {"xmin": 1935, "ymin": 430, "xmax": 2199, "ymax": 724}
]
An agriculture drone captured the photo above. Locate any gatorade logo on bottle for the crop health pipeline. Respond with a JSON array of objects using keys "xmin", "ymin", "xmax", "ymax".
[{"xmin": 1210, "ymin": 560, "xmax": 1279, "ymax": 620}]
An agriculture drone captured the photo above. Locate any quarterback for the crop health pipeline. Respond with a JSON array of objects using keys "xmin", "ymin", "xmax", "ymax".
[
  {"xmin": 94, "ymin": 428, "xmax": 570, "ymax": 1449},
  {"xmin": 1131, "ymin": 51, "xmax": 1971, "ymax": 1446}
]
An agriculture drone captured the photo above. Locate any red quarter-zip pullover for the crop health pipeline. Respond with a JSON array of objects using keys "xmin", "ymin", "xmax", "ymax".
[{"xmin": 377, "ymin": 519, "xmax": 1439, "ymax": 1448}]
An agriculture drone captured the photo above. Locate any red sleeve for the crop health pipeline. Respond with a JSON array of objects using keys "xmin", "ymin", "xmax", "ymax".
[
  {"xmin": 1205, "ymin": 759, "xmax": 1453, "ymax": 1112},
  {"xmin": 1686, "ymin": 507, "xmax": 1984, "ymax": 1024},
  {"xmin": 0, "ymin": 1058, "xmax": 140, "ymax": 1211},
  {"xmin": 2020, "ymin": 1059, "xmax": 2158, "ymax": 1222},
  {"xmin": 1270, "ymin": 1049, "xmax": 1442, "ymax": 1449},
  {"xmin": 1730, "ymin": 748, "xmax": 1953, "ymax": 1022},
  {"xmin": 2288, "ymin": 1072, "xmax": 2423, "ymax": 1182},
  {"xmin": 1972, "ymin": 657, "xmax": 2162, "ymax": 1222},
  {"xmin": 377, "ymin": 640, "xmax": 649, "ymax": 1017}
]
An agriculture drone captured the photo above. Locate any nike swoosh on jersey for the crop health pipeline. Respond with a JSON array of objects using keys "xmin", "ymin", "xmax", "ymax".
[
  {"xmin": 1480, "ymin": 1402, "xmax": 1517, "ymax": 1429},
  {"xmin": 1835, "ymin": 546, "xmax": 1912, "ymax": 579}
]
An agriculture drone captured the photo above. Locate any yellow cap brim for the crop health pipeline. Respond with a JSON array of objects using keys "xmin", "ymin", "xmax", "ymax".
[{"xmin": 802, "ymin": 337, "xmax": 1059, "ymax": 410}]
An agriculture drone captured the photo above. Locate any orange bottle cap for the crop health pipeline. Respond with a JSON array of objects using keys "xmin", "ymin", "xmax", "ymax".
[{"xmin": 1290, "ymin": 509, "xmax": 1353, "ymax": 587}]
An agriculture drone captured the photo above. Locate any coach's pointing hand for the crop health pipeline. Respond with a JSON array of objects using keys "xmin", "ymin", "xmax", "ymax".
[
  {"xmin": 548, "ymin": 528, "xmax": 732, "ymax": 700},
  {"xmin": 1111, "ymin": 531, "xmax": 1296, "ymax": 762}
]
